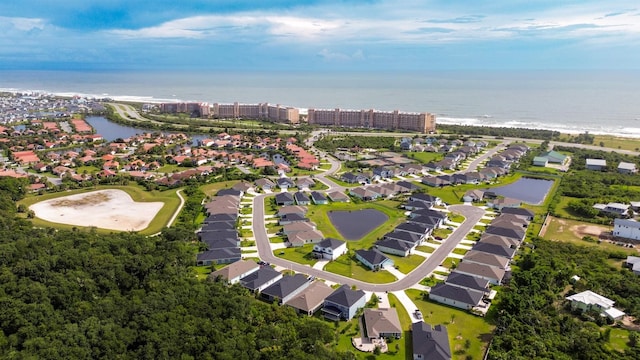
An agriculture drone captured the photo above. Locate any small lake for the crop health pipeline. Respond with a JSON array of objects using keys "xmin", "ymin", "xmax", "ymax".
[
  {"xmin": 85, "ymin": 116, "xmax": 207, "ymax": 144},
  {"xmin": 327, "ymin": 209, "xmax": 388, "ymax": 240},
  {"xmin": 490, "ymin": 177, "xmax": 554, "ymax": 205}
]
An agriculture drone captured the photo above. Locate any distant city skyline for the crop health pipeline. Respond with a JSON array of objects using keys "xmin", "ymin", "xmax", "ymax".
[{"xmin": 0, "ymin": 1, "xmax": 639, "ymax": 71}]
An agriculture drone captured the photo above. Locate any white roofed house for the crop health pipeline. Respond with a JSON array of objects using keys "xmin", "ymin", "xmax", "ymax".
[
  {"xmin": 618, "ymin": 162, "xmax": 637, "ymax": 174},
  {"xmin": 585, "ymin": 158, "xmax": 607, "ymax": 171},
  {"xmin": 613, "ymin": 218, "xmax": 640, "ymax": 241},
  {"xmin": 625, "ymin": 256, "xmax": 640, "ymax": 275},
  {"xmin": 594, "ymin": 203, "xmax": 631, "ymax": 218},
  {"xmin": 566, "ymin": 290, "xmax": 625, "ymax": 321}
]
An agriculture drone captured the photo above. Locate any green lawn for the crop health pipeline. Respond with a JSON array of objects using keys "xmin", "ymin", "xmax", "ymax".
[
  {"xmin": 324, "ymin": 255, "xmax": 397, "ymax": 283},
  {"xmin": 543, "ymin": 217, "xmax": 637, "ymax": 255},
  {"xmin": 75, "ymin": 165, "xmax": 100, "ymax": 174},
  {"xmin": 416, "ymin": 245, "xmax": 435, "ymax": 253},
  {"xmin": 306, "ymin": 200, "xmax": 406, "ymax": 251},
  {"xmin": 386, "ymin": 254, "xmax": 426, "ymax": 274},
  {"xmin": 156, "ymin": 164, "xmax": 193, "ymax": 174},
  {"xmin": 264, "ymin": 196, "xmax": 278, "ymax": 215},
  {"xmin": 406, "ymin": 289, "xmax": 494, "ymax": 360},
  {"xmin": 199, "ymin": 180, "xmax": 240, "ymax": 197},
  {"xmin": 19, "ymin": 185, "xmax": 182, "ymax": 236},
  {"xmin": 409, "ymin": 151, "xmax": 443, "ymax": 164},
  {"xmin": 269, "ymin": 236, "xmax": 287, "ymax": 243},
  {"xmin": 433, "ymin": 228, "xmax": 453, "ymax": 238},
  {"xmin": 452, "ymin": 248, "xmax": 468, "ymax": 256},
  {"xmin": 327, "ymin": 175, "xmax": 360, "ymax": 188},
  {"xmin": 440, "ymin": 257, "xmax": 459, "ymax": 269},
  {"xmin": 273, "ymin": 244, "xmax": 318, "ymax": 266},
  {"xmin": 593, "ymin": 134, "xmax": 640, "ymax": 151},
  {"xmin": 448, "ymin": 212, "xmax": 465, "ymax": 223},
  {"xmin": 606, "ymin": 328, "xmax": 631, "ymax": 353},
  {"xmin": 192, "ymin": 265, "xmax": 213, "ymax": 280}
]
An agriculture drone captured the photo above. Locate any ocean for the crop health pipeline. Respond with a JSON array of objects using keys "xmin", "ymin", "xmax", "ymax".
[{"xmin": 1, "ymin": 70, "xmax": 640, "ymax": 137}]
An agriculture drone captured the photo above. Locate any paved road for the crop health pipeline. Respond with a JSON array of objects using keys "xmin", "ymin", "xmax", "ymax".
[
  {"xmin": 251, "ymin": 193, "xmax": 485, "ymax": 291},
  {"xmin": 456, "ymin": 141, "xmax": 509, "ymax": 173}
]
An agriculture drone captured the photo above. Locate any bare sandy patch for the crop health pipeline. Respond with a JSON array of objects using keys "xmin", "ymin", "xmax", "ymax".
[{"xmin": 29, "ymin": 189, "xmax": 164, "ymax": 231}]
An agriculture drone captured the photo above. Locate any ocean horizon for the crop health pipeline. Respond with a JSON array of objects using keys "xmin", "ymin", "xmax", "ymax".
[{"xmin": 2, "ymin": 69, "xmax": 640, "ymax": 138}]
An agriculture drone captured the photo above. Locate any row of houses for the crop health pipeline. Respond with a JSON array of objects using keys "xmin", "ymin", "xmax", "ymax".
[
  {"xmin": 210, "ymin": 260, "xmax": 368, "ymax": 319},
  {"xmin": 196, "ymin": 191, "xmax": 244, "ymax": 266},
  {"xmin": 349, "ymin": 180, "xmax": 420, "ymax": 201},
  {"xmin": 355, "ymin": 194, "xmax": 447, "ymax": 270},
  {"xmin": 400, "ymin": 136, "xmax": 488, "ymax": 154},
  {"xmin": 584, "ymin": 158, "xmax": 638, "ymax": 173},
  {"xmin": 428, "ymin": 207, "xmax": 534, "ymax": 313}
]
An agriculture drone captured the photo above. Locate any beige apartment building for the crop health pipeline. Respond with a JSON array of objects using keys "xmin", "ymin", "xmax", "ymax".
[
  {"xmin": 307, "ymin": 108, "xmax": 435, "ymax": 133},
  {"xmin": 211, "ymin": 102, "xmax": 299, "ymax": 123},
  {"xmin": 159, "ymin": 102, "xmax": 210, "ymax": 117}
]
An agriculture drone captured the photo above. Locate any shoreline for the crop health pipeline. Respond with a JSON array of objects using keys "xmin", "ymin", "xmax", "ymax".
[{"xmin": 4, "ymin": 87, "xmax": 640, "ymax": 140}]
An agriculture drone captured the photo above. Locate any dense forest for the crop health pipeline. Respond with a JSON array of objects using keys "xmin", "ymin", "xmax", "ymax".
[
  {"xmin": 0, "ymin": 178, "xmax": 352, "ymax": 360},
  {"xmin": 489, "ymin": 239, "xmax": 640, "ymax": 360}
]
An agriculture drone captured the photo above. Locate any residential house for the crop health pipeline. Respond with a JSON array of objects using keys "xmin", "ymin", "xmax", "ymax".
[
  {"xmin": 396, "ymin": 180, "xmax": 420, "ymax": 192},
  {"xmin": 383, "ymin": 230, "xmax": 423, "ymax": 246},
  {"xmin": 363, "ymin": 308, "xmax": 402, "ymax": 340},
  {"xmin": 287, "ymin": 229, "xmax": 324, "ymax": 247},
  {"xmin": 618, "ymin": 162, "xmax": 638, "ymax": 174},
  {"xmin": 395, "ymin": 222, "xmax": 430, "ymax": 237},
  {"xmin": 445, "ymin": 271, "xmax": 491, "ymax": 294},
  {"xmin": 372, "ymin": 166, "xmax": 394, "ymax": 180},
  {"xmin": 239, "ymin": 266, "xmax": 283, "ymax": 293},
  {"xmin": 261, "ymin": 274, "xmax": 310, "ymax": 304},
  {"xmin": 355, "ymin": 249, "xmax": 393, "ymax": 270},
  {"xmin": 471, "ymin": 243, "xmax": 516, "ymax": 260},
  {"xmin": 566, "ymin": 290, "xmax": 625, "ymax": 321},
  {"xmin": 196, "ymin": 248, "xmax": 242, "ymax": 266},
  {"xmin": 294, "ymin": 191, "xmax": 311, "ymax": 205},
  {"xmin": 285, "ymin": 281, "xmax": 334, "ymax": 315},
  {"xmin": 532, "ymin": 156, "xmax": 549, "ymax": 167},
  {"xmin": 454, "ymin": 262, "xmax": 506, "ymax": 285},
  {"xmin": 296, "ymin": 177, "xmax": 315, "ymax": 191},
  {"xmin": 275, "ymin": 192, "xmax": 295, "ymax": 206},
  {"xmin": 462, "ymin": 189, "xmax": 485, "ymax": 203},
  {"xmin": 429, "ymin": 283, "xmax": 484, "ymax": 310},
  {"xmin": 327, "ymin": 191, "xmax": 350, "ymax": 202},
  {"xmin": 349, "ymin": 187, "xmax": 381, "ymax": 201},
  {"xmin": 613, "ymin": 218, "xmax": 640, "ymax": 240},
  {"xmin": 375, "ymin": 238, "xmax": 414, "ymax": 257},
  {"xmin": 277, "ymin": 177, "xmax": 295, "ymax": 190},
  {"xmin": 341, "ymin": 172, "xmax": 369, "ymax": 184},
  {"xmin": 217, "ymin": 188, "xmax": 243, "ymax": 197},
  {"xmin": 277, "ymin": 205, "xmax": 308, "ymax": 217},
  {"xmin": 310, "ymin": 191, "xmax": 328, "ymax": 204},
  {"xmin": 312, "ymin": 238, "xmax": 347, "ymax": 260},
  {"xmin": 412, "ymin": 322, "xmax": 451, "ymax": 360},
  {"xmin": 461, "ymin": 250, "xmax": 510, "ymax": 269},
  {"xmin": 209, "ymin": 259, "xmax": 260, "ymax": 285},
  {"xmin": 322, "ymin": 285, "xmax": 367, "ymax": 321},
  {"xmin": 593, "ymin": 202, "xmax": 631, "ymax": 217},
  {"xmin": 625, "ymin": 256, "xmax": 640, "ymax": 275},
  {"xmin": 279, "ymin": 213, "xmax": 309, "ymax": 225},
  {"xmin": 281, "ymin": 221, "xmax": 316, "ymax": 235},
  {"xmin": 500, "ymin": 207, "xmax": 535, "ymax": 221},
  {"xmin": 255, "ymin": 178, "xmax": 276, "ymax": 191},
  {"xmin": 486, "ymin": 197, "xmax": 521, "ymax": 211},
  {"xmin": 421, "ymin": 176, "xmax": 450, "ymax": 187},
  {"xmin": 585, "ymin": 158, "xmax": 607, "ymax": 171}
]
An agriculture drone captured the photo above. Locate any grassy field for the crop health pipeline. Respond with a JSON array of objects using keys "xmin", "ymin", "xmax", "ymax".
[
  {"xmin": 406, "ymin": 289, "xmax": 494, "ymax": 360},
  {"xmin": 542, "ymin": 217, "xmax": 638, "ymax": 255},
  {"xmin": 199, "ymin": 180, "xmax": 240, "ymax": 196},
  {"xmin": 408, "ymin": 152, "xmax": 443, "ymax": 164},
  {"xmin": 592, "ymin": 135, "xmax": 640, "ymax": 152},
  {"xmin": 324, "ymin": 255, "xmax": 397, "ymax": 283},
  {"xmin": 306, "ymin": 199, "xmax": 406, "ymax": 251},
  {"xmin": 156, "ymin": 164, "xmax": 194, "ymax": 174},
  {"xmin": 606, "ymin": 328, "xmax": 631, "ymax": 353},
  {"xmin": 386, "ymin": 254, "xmax": 426, "ymax": 274},
  {"xmin": 415, "ymin": 245, "xmax": 435, "ymax": 253},
  {"xmin": 75, "ymin": 165, "xmax": 100, "ymax": 174},
  {"xmin": 273, "ymin": 244, "xmax": 318, "ymax": 266},
  {"xmin": 18, "ymin": 185, "xmax": 182, "ymax": 235}
]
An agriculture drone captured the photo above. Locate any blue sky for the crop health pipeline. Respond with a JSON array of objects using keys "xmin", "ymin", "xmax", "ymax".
[{"xmin": 1, "ymin": 0, "xmax": 639, "ymax": 70}]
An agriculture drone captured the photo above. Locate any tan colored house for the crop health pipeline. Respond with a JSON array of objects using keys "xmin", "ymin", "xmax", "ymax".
[
  {"xmin": 363, "ymin": 308, "xmax": 402, "ymax": 340},
  {"xmin": 209, "ymin": 259, "xmax": 260, "ymax": 285},
  {"xmin": 285, "ymin": 281, "xmax": 334, "ymax": 315}
]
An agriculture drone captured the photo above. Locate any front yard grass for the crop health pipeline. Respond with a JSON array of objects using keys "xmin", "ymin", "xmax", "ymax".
[
  {"xmin": 324, "ymin": 255, "xmax": 397, "ymax": 284},
  {"xmin": 452, "ymin": 248, "xmax": 468, "ymax": 256},
  {"xmin": 416, "ymin": 245, "xmax": 435, "ymax": 253},
  {"xmin": 327, "ymin": 175, "xmax": 360, "ymax": 188},
  {"xmin": 406, "ymin": 289, "xmax": 494, "ymax": 360},
  {"xmin": 273, "ymin": 244, "xmax": 318, "ymax": 266},
  {"xmin": 386, "ymin": 254, "xmax": 426, "ymax": 274}
]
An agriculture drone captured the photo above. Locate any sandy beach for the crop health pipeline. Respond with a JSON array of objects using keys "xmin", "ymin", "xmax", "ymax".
[{"xmin": 29, "ymin": 189, "xmax": 164, "ymax": 231}]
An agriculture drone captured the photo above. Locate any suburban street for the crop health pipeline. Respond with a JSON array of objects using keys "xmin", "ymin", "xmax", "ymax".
[{"xmin": 251, "ymin": 193, "xmax": 486, "ymax": 292}]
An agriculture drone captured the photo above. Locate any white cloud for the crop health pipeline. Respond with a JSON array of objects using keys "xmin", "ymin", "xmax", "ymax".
[
  {"xmin": 0, "ymin": 16, "xmax": 46, "ymax": 32},
  {"xmin": 317, "ymin": 48, "xmax": 364, "ymax": 61}
]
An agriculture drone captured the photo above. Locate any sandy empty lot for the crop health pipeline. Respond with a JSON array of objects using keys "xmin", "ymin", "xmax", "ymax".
[{"xmin": 29, "ymin": 189, "xmax": 164, "ymax": 231}]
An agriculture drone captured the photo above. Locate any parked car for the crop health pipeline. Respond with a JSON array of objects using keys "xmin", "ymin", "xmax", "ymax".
[{"xmin": 414, "ymin": 310, "xmax": 423, "ymax": 320}]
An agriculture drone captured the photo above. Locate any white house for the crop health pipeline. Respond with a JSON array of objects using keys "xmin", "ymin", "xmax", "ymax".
[
  {"xmin": 566, "ymin": 290, "xmax": 625, "ymax": 321},
  {"xmin": 613, "ymin": 218, "xmax": 640, "ymax": 241},
  {"xmin": 625, "ymin": 256, "xmax": 640, "ymax": 275},
  {"xmin": 312, "ymin": 238, "xmax": 347, "ymax": 261},
  {"xmin": 618, "ymin": 162, "xmax": 637, "ymax": 174}
]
